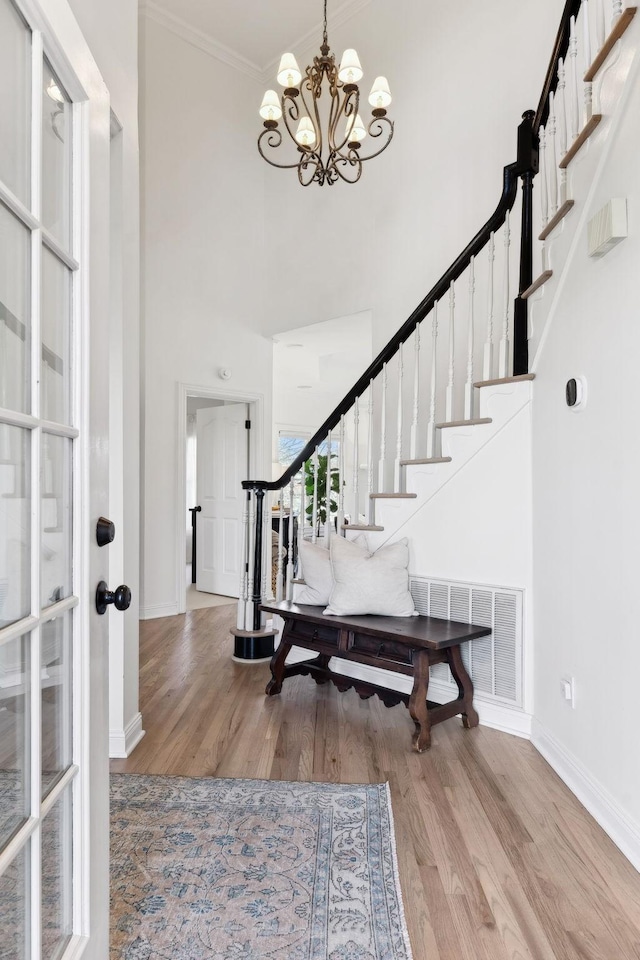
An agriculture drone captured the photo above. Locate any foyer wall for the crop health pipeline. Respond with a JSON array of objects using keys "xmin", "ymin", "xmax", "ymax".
[
  {"xmin": 531, "ymin": 31, "xmax": 640, "ymax": 865},
  {"xmin": 139, "ymin": 17, "xmax": 271, "ymax": 617}
]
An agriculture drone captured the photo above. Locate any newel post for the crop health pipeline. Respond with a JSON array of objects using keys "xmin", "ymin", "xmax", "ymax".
[
  {"xmin": 513, "ymin": 109, "xmax": 538, "ymax": 375},
  {"xmin": 231, "ymin": 481, "xmax": 277, "ymax": 662}
]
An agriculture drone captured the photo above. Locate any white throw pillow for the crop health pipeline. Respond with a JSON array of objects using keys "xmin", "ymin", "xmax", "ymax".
[
  {"xmin": 323, "ymin": 536, "xmax": 416, "ymax": 617},
  {"xmin": 294, "ymin": 535, "xmax": 367, "ymax": 606}
]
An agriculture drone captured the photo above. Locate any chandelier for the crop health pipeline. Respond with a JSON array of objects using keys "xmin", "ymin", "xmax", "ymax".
[{"xmin": 257, "ymin": 0, "xmax": 394, "ymax": 186}]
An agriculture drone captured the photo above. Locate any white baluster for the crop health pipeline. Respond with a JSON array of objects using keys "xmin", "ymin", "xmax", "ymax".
[
  {"xmin": 498, "ymin": 211, "xmax": 511, "ymax": 378},
  {"xmin": 338, "ymin": 415, "xmax": 346, "ymax": 531},
  {"xmin": 483, "ymin": 233, "xmax": 495, "ymax": 380},
  {"xmin": 324, "ymin": 431, "xmax": 332, "ymax": 542},
  {"xmin": 464, "ymin": 258, "xmax": 475, "ymax": 420},
  {"xmin": 583, "ymin": 0, "xmax": 593, "ymax": 120},
  {"xmin": 557, "ymin": 59, "xmax": 568, "ymax": 205},
  {"xmin": 569, "ymin": 15, "xmax": 580, "ymax": 140},
  {"xmin": 311, "ymin": 447, "xmax": 319, "ymax": 544},
  {"xmin": 287, "ymin": 479, "xmax": 295, "ymax": 598},
  {"xmin": 378, "ymin": 363, "xmax": 387, "ymax": 490},
  {"xmin": 548, "ymin": 93, "xmax": 558, "ymax": 215},
  {"xmin": 367, "ymin": 380, "xmax": 374, "ymax": 519},
  {"xmin": 410, "ymin": 325, "xmax": 421, "ymax": 459},
  {"xmin": 276, "ymin": 494, "xmax": 285, "ymax": 600},
  {"xmin": 298, "ymin": 466, "xmax": 305, "ymax": 570},
  {"xmin": 595, "ymin": 0, "xmax": 606, "ymax": 50},
  {"xmin": 612, "ymin": 0, "xmax": 623, "ymax": 23},
  {"xmin": 445, "ymin": 281, "xmax": 455, "ymax": 422},
  {"xmin": 427, "ymin": 301, "xmax": 438, "ymax": 458},
  {"xmin": 539, "ymin": 126, "xmax": 549, "ymax": 272},
  {"xmin": 352, "ymin": 398, "xmax": 360, "ymax": 522},
  {"xmin": 394, "ymin": 344, "xmax": 404, "ymax": 490}
]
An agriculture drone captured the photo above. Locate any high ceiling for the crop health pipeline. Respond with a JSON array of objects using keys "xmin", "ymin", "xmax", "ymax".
[{"xmin": 142, "ymin": 0, "xmax": 371, "ymax": 76}]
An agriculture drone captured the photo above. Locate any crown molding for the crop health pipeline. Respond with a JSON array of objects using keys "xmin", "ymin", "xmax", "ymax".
[
  {"xmin": 139, "ymin": 1, "xmax": 265, "ymax": 83},
  {"xmin": 139, "ymin": 0, "xmax": 373, "ymax": 86}
]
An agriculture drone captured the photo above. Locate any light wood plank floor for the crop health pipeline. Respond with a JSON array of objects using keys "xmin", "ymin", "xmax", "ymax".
[{"xmin": 111, "ymin": 605, "xmax": 640, "ymax": 960}]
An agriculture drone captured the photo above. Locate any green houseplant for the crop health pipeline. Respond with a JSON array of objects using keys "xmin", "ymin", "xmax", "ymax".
[{"xmin": 304, "ymin": 453, "xmax": 340, "ymax": 535}]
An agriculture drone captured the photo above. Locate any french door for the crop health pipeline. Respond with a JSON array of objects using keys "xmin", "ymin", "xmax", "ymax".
[{"xmin": 0, "ymin": 0, "xmax": 111, "ymax": 957}]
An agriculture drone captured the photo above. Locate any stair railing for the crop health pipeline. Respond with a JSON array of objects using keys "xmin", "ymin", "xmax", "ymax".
[
  {"xmin": 527, "ymin": 0, "xmax": 636, "ymax": 301},
  {"xmin": 232, "ymin": 107, "xmax": 540, "ymax": 656}
]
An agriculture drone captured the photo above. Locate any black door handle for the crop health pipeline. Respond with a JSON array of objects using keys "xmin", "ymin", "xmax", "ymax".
[{"xmin": 96, "ymin": 581, "xmax": 131, "ymax": 615}]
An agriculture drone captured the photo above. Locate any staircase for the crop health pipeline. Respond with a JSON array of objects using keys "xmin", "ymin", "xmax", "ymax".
[{"xmin": 232, "ymin": 0, "xmax": 639, "ymax": 731}]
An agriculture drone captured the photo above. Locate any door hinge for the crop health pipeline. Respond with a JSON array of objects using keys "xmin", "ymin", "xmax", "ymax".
[{"xmin": 245, "ymin": 420, "xmax": 251, "ymax": 430}]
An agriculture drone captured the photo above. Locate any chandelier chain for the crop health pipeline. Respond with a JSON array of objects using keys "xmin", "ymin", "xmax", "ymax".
[{"xmin": 323, "ymin": 0, "xmax": 328, "ymax": 49}]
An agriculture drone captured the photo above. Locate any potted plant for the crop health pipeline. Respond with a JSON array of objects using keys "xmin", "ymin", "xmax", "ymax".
[{"xmin": 304, "ymin": 453, "xmax": 340, "ymax": 536}]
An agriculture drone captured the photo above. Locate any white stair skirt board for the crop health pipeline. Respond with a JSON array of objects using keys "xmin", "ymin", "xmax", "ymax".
[
  {"xmin": 365, "ymin": 379, "xmax": 534, "ymax": 554},
  {"xmin": 109, "ymin": 712, "xmax": 146, "ymax": 759},
  {"xmin": 532, "ymin": 719, "xmax": 640, "ymax": 874}
]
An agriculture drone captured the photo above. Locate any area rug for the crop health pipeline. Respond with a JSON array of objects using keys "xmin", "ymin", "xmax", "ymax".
[{"xmin": 110, "ymin": 774, "xmax": 413, "ymax": 960}]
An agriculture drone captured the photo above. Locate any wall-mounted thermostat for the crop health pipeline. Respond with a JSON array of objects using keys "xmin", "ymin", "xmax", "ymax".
[{"xmin": 566, "ymin": 376, "xmax": 587, "ymax": 410}]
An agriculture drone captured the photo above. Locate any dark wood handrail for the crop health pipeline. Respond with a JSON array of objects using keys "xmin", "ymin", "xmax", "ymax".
[
  {"xmin": 534, "ymin": 0, "xmax": 582, "ymax": 134},
  {"xmin": 244, "ymin": 159, "xmax": 520, "ymax": 492}
]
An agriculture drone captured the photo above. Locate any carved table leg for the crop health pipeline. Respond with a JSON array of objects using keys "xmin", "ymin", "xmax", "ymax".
[
  {"xmin": 408, "ymin": 650, "xmax": 431, "ymax": 752},
  {"xmin": 312, "ymin": 653, "xmax": 332, "ymax": 684},
  {"xmin": 447, "ymin": 643, "xmax": 479, "ymax": 729},
  {"xmin": 265, "ymin": 622, "xmax": 293, "ymax": 696}
]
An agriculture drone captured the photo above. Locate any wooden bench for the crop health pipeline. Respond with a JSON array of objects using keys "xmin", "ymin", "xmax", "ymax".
[{"xmin": 261, "ymin": 600, "xmax": 491, "ymax": 752}]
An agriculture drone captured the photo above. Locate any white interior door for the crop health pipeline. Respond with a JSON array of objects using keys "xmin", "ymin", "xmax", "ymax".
[
  {"xmin": 196, "ymin": 403, "xmax": 248, "ymax": 598},
  {"xmin": 0, "ymin": 0, "xmax": 111, "ymax": 957}
]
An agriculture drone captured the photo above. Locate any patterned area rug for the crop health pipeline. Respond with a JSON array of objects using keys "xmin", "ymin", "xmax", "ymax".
[{"xmin": 110, "ymin": 775, "xmax": 413, "ymax": 960}]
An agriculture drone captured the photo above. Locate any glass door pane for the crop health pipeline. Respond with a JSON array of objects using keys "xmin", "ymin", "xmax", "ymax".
[
  {"xmin": 0, "ymin": 633, "xmax": 30, "ymax": 844},
  {"xmin": 41, "ymin": 613, "xmax": 72, "ymax": 796},
  {"xmin": 0, "ymin": 203, "xmax": 31, "ymax": 414},
  {"xmin": 0, "ymin": 843, "xmax": 30, "ymax": 958},
  {"xmin": 41, "ymin": 435, "xmax": 72, "ymax": 609},
  {"xmin": 41, "ymin": 788, "xmax": 72, "ymax": 959},
  {"xmin": 0, "ymin": 424, "xmax": 31, "ymax": 627},
  {"xmin": 41, "ymin": 61, "xmax": 72, "ymax": 250},
  {"xmin": 0, "ymin": 1, "xmax": 31, "ymax": 205},
  {"xmin": 41, "ymin": 251, "xmax": 71, "ymax": 426}
]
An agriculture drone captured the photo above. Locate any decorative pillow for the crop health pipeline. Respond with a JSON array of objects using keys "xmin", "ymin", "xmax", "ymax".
[
  {"xmin": 323, "ymin": 536, "xmax": 416, "ymax": 617},
  {"xmin": 294, "ymin": 535, "xmax": 367, "ymax": 606}
]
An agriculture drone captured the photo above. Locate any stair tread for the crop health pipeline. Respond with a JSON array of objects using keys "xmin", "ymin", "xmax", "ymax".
[
  {"xmin": 559, "ymin": 115, "xmax": 602, "ymax": 169},
  {"xmin": 436, "ymin": 418, "xmax": 492, "ymax": 429},
  {"xmin": 400, "ymin": 457, "xmax": 453, "ymax": 465},
  {"xmin": 539, "ymin": 200, "xmax": 575, "ymax": 240},
  {"xmin": 473, "ymin": 374, "xmax": 535, "ymax": 388},
  {"xmin": 370, "ymin": 493, "xmax": 417, "ymax": 499},
  {"xmin": 522, "ymin": 271, "xmax": 553, "ymax": 300},
  {"xmin": 585, "ymin": 7, "xmax": 637, "ymax": 81},
  {"xmin": 342, "ymin": 524, "xmax": 384, "ymax": 531}
]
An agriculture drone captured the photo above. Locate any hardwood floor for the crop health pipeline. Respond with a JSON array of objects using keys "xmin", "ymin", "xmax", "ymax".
[{"xmin": 111, "ymin": 605, "xmax": 640, "ymax": 959}]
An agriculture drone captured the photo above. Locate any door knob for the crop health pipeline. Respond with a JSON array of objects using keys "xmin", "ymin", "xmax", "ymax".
[{"xmin": 96, "ymin": 581, "xmax": 131, "ymax": 615}]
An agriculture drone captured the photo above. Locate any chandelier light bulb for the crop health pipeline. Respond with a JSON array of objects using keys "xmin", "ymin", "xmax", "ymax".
[
  {"xmin": 259, "ymin": 90, "xmax": 282, "ymax": 122},
  {"xmin": 295, "ymin": 116, "xmax": 317, "ymax": 148},
  {"xmin": 346, "ymin": 113, "xmax": 367, "ymax": 144},
  {"xmin": 277, "ymin": 53, "xmax": 302, "ymax": 88},
  {"xmin": 368, "ymin": 76, "xmax": 392, "ymax": 110},
  {"xmin": 338, "ymin": 49, "xmax": 363, "ymax": 84}
]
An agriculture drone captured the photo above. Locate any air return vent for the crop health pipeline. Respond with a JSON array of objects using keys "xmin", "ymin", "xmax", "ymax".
[{"xmin": 410, "ymin": 577, "xmax": 523, "ymax": 707}]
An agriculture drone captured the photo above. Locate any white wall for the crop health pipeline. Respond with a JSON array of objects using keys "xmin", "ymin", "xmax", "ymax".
[
  {"xmin": 140, "ymin": 17, "xmax": 271, "ymax": 617},
  {"xmin": 66, "ymin": 0, "xmax": 142, "ymax": 755},
  {"xmin": 531, "ymin": 28, "xmax": 640, "ymax": 866},
  {"xmin": 263, "ymin": 0, "xmax": 560, "ymax": 351}
]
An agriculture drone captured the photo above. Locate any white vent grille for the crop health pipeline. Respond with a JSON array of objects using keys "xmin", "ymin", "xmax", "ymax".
[{"xmin": 410, "ymin": 577, "xmax": 523, "ymax": 707}]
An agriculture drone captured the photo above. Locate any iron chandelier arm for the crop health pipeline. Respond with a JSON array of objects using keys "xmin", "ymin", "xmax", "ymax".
[
  {"xmin": 330, "ymin": 85, "xmax": 360, "ymax": 156},
  {"xmin": 356, "ymin": 115, "xmax": 395, "ymax": 163},
  {"xmin": 257, "ymin": 126, "xmax": 303, "ymax": 170}
]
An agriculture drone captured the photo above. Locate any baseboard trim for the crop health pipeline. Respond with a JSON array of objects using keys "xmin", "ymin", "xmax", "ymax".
[
  {"xmin": 109, "ymin": 712, "xmax": 146, "ymax": 759},
  {"xmin": 531, "ymin": 719, "xmax": 640, "ymax": 873},
  {"xmin": 284, "ymin": 649, "xmax": 531, "ymax": 739},
  {"xmin": 140, "ymin": 602, "xmax": 179, "ymax": 620}
]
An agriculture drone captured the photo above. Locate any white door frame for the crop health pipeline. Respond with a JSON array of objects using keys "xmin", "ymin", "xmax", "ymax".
[{"xmin": 176, "ymin": 382, "xmax": 265, "ymax": 616}]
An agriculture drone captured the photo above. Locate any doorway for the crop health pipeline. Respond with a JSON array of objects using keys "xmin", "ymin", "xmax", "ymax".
[{"xmin": 177, "ymin": 385, "xmax": 262, "ymax": 616}]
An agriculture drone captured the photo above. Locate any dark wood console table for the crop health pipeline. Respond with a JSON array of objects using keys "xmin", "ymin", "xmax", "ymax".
[{"xmin": 262, "ymin": 600, "xmax": 491, "ymax": 752}]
